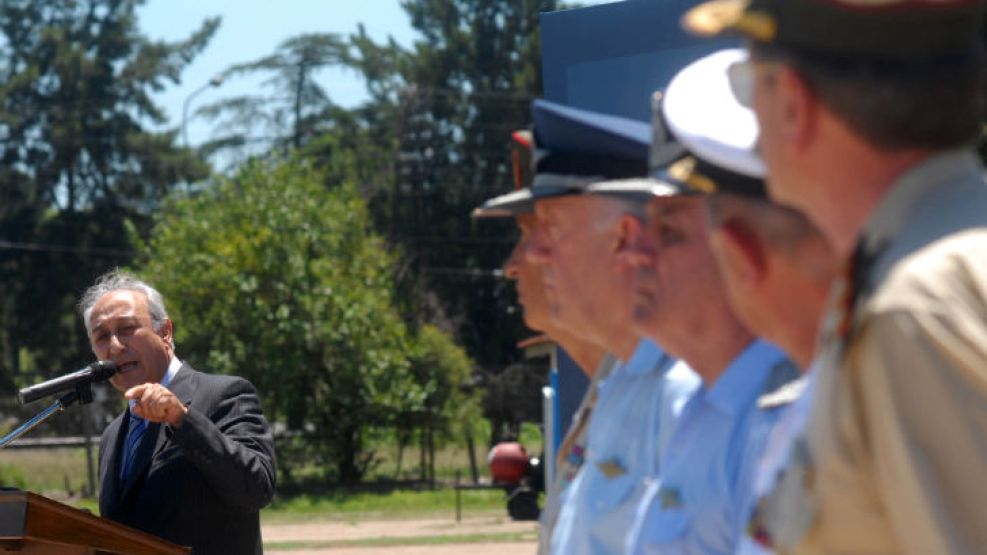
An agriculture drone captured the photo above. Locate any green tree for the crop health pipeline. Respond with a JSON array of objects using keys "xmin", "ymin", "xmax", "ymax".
[
  {"xmin": 405, "ymin": 324, "xmax": 481, "ymax": 482},
  {"xmin": 202, "ymin": 0, "xmax": 557, "ymax": 447},
  {"xmin": 197, "ymin": 33, "xmax": 350, "ymax": 160},
  {"xmin": 162, "ymin": 1, "xmax": 557, "ymax": 457},
  {"xmin": 0, "ymin": 0, "xmax": 216, "ymax": 213},
  {"xmin": 133, "ymin": 159, "xmax": 428, "ymax": 484},
  {"xmin": 0, "ymin": 0, "xmax": 216, "ymax": 425},
  {"xmin": 339, "ymin": 1, "xmax": 557, "ymax": 438}
]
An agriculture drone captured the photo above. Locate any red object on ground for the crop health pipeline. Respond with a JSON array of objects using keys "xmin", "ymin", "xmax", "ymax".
[{"xmin": 488, "ymin": 442, "xmax": 530, "ymax": 484}]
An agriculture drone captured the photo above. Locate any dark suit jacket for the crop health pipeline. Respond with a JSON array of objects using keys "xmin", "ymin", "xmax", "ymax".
[{"xmin": 98, "ymin": 363, "xmax": 277, "ymax": 554}]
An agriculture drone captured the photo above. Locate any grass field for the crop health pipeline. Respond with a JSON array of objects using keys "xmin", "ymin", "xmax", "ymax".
[
  {"xmin": 0, "ymin": 447, "xmax": 95, "ymax": 495},
  {"xmin": 263, "ymin": 488, "xmax": 510, "ymax": 522},
  {"xmin": 264, "ymin": 531, "xmax": 537, "ymax": 551},
  {"xmin": 325, "ymin": 421, "xmax": 544, "ymax": 483},
  {"xmin": 1, "ymin": 440, "xmax": 543, "ymax": 553},
  {"xmin": 0, "ymin": 421, "xmax": 544, "ymax": 521}
]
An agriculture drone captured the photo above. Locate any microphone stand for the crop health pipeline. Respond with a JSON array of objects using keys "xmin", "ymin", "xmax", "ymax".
[{"xmin": 0, "ymin": 383, "xmax": 95, "ymax": 451}]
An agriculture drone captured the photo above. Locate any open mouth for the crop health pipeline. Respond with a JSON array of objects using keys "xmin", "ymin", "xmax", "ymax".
[
  {"xmin": 117, "ymin": 361, "xmax": 139, "ymax": 373},
  {"xmin": 633, "ymin": 288, "xmax": 657, "ymax": 304}
]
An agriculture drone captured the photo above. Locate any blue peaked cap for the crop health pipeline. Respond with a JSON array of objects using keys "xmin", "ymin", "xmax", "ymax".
[
  {"xmin": 471, "ymin": 99, "xmax": 653, "ymax": 218},
  {"xmin": 529, "ymin": 99, "xmax": 652, "ymax": 200},
  {"xmin": 532, "ymin": 99, "xmax": 651, "ymax": 166}
]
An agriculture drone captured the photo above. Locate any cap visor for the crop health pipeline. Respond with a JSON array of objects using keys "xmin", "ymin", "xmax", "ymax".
[
  {"xmin": 471, "ymin": 189, "xmax": 534, "ymax": 219},
  {"xmin": 586, "ymin": 177, "xmax": 692, "ymax": 199}
]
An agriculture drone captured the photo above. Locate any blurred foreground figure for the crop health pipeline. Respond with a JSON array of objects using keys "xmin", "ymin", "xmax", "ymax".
[
  {"xmin": 81, "ymin": 270, "xmax": 276, "ymax": 554},
  {"xmin": 688, "ymin": 0, "xmax": 987, "ymax": 552}
]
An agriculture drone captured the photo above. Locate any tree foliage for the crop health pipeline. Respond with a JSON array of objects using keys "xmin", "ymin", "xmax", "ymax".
[
  {"xmin": 0, "ymin": 0, "xmax": 217, "ymax": 420},
  {"xmin": 342, "ymin": 1, "xmax": 556, "ymax": 367},
  {"xmin": 0, "ymin": 0, "xmax": 551, "ymax": 477},
  {"xmin": 405, "ymin": 323, "xmax": 481, "ymax": 480},
  {"xmin": 197, "ymin": 33, "xmax": 350, "ymax": 161},
  {"xmin": 133, "ymin": 159, "xmax": 475, "ymax": 483},
  {"xmin": 0, "ymin": 0, "xmax": 216, "ymax": 212},
  {"xmin": 410, "ymin": 324, "xmax": 477, "ymax": 438},
  {"xmin": 340, "ymin": 1, "xmax": 557, "ymax": 439},
  {"xmin": 197, "ymin": 0, "xmax": 556, "ymax": 446}
]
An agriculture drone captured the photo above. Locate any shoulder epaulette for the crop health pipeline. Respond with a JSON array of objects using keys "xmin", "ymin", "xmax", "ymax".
[{"xmin": 758, "ymin": 374, "xmax": 808, "ymax": 409}]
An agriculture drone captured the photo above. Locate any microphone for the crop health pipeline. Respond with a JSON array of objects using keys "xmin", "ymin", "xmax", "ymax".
[{"xmin": 17, "ymin": 361, "xmax": 118, "ymax": 404}]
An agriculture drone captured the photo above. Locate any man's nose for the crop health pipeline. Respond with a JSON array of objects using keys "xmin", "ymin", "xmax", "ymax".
[
  {"xmin": 503, "ymin": 242, "xmax": 524, "ymax": 279},
  {"xmin": 106, "ymin": 333, "xmax": 126, "ymax": 356},
  {"xmin": 524, "ymin": 230, "xmax": 552, "ymax": 264}
]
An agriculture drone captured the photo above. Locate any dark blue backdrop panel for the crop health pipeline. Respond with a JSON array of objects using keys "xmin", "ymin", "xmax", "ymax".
[
  {"xmin": 556, "ymin": 347, "xmax": 590, "ymax": 445},
  {"xmin": 541, "ymin": 0, "xmax": 736, "ymax": 122}
]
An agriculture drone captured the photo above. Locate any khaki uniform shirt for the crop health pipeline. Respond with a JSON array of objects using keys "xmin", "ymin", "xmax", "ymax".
[{"xmin": 759, "ymin": 150, "xmax": 987, "ymax": 555}]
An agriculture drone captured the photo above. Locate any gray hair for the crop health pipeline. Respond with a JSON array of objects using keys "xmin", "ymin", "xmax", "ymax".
[
  {"xmin": 79, "ymin": 269, "xmax": 174, "ymax": 348},
  {"xmin": 751, "ymin": 42, "xmax": 986, "ymax": 151}
]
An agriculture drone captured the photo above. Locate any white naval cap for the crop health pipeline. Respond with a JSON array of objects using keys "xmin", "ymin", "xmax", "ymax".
[
  {"xmin": 586, "ymin": 47, "xmax": 768, "ymax": 200},
  {"xmin": 662, "ymin": 47, "xmax": 764, "ymax": 180}
]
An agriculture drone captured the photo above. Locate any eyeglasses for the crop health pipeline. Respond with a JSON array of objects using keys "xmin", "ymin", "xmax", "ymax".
[
  {"xmin": 728, "ymin": 52, "xmax": 787, "ymax": 109},
  {"xmin": 727, "ymin": 58, "xmax": 755, "ymax": 108}
]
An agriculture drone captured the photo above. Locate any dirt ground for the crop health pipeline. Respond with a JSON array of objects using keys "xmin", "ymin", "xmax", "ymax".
[
  {"xmin": 266, "ymin": 542, "xmax": 535, "ymax": 555},
  {"xmin": 264, "ymin": 514, "xmax": 539, "ymax": 554}
]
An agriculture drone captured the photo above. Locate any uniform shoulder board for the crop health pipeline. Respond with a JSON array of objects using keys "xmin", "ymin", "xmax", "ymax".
[{"xmin": 758, "ymin": 374, "xmax": 808, "ymax": 409}]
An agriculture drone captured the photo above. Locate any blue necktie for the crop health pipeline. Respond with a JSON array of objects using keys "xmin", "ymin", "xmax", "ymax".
[{"xmin": 119, "ymin": 413, "xmax": 147, "ymax": 483}]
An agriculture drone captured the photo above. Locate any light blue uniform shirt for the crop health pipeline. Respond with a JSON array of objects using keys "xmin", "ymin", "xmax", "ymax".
[
  {"xmin": 626, "ymin": 340, "xmax": 797, "ymax": 555},
  {"xmin": 737, "ymin": 371, "xmax": 815, "ymax": 555},
  {"xmin": 550, "ymin": 339, "xmax": 700, "ymax": 555}
]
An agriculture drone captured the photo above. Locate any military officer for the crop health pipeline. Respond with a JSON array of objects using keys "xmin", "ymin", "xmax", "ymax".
[
  {"xmin": 640, "ymin": 47, "xmax": 837, "ymax": 555},
  {"xmin": 581, "ymin": 48, "xmax": 800, "ymax": 554},
  {"xmin": 512, "ymin": 99, "xmax": 699, "ymax": 555},
  {"xmin": 472, "ymin": 129, "xmax": 616, "ymax": 555},
  {"xmin": 686, "ymin": 1, "xmax": 987, "ymax": 553}
]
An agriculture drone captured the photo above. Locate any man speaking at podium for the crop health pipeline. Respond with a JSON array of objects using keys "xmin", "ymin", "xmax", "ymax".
[{"xmin": 79, "ymin": 270, "xmax": 277, "ymax": 554}]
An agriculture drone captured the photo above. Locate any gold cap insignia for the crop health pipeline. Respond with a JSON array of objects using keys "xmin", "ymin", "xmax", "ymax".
[
  {"xmin": 668, "ymin": 157, "xmax": 718, "ymax": 194},
  {"xmin": 683, "ymin": 0, "xmax": 778, "ymax": 42}
]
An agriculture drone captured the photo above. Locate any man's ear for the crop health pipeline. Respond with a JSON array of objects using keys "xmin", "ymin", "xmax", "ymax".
[
  {"xmin": 615, "ymin": 213, "xmax": 654, "ymax": 269},
  {"xmin": 615, "ymin": 213, "xmax": 643, "ymax": 254},
  {"xmin": 777, "ymin": 66, "xmax": 818, "ymax": 150},
  {"xmin": 158, "ymin": 319, "xmax": 174, "ymax": 347},
  {"xmin": 711, "ymin": 219, "xmax": 767, "ymax": 287}
]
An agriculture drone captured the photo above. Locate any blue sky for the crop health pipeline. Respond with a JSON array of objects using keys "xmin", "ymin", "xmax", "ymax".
[
  {"xmin": 138, "ymin": 0, "xmax": 615, "ymax": 147},
  {"xmin": 138, "ymin": 0, "xmax": 419, "ymax": 146}
]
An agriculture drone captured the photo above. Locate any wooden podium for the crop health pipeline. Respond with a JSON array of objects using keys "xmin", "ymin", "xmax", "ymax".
[{"xmin": 0, "ymin": 491, "xmax": 189, "ymax": 554}]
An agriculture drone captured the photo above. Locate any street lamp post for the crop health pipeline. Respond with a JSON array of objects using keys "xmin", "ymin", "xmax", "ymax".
[{"xmin": 182, "ymin": 74, "xmax": 225, "ymax": 149}]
